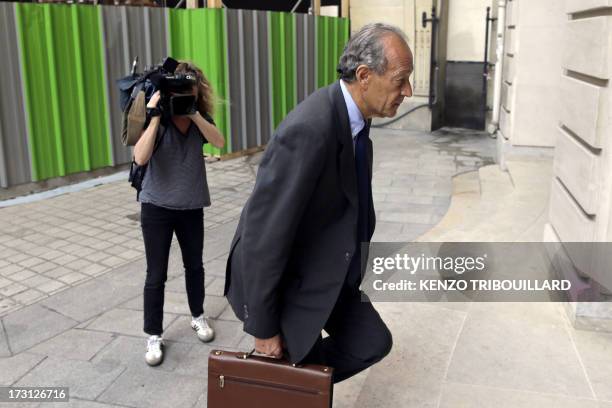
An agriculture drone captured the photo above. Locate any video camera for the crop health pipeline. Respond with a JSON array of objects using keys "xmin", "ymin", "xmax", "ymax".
[
  {"xmin": 148, "ymin": 57, "xmax": 198, "ymax": 116},
  {"xmin": 119, "ymin": 56, "xmax": 198, "ymax": 118},
  {"xmin": 117, "ymin": 56, "xmax": 200, "ymax": 147}
]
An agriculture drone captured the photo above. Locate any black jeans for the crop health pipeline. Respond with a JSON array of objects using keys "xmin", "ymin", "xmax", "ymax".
[
  {"xmin": 300, "ymin": 284, "xmax": 393, "ymax": 383},
  {"xmin": 141, "ymin": 203, "xmax": 205, "ymax": 336}
]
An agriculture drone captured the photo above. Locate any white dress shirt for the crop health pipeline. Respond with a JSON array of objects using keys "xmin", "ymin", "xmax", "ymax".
[{"xmin": 339, "ymin": 80, "xmax": 366, "ymax": 143}]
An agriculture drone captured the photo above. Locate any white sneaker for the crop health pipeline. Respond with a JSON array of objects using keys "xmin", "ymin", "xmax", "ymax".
[
  {"xmin": 145, "ymin": 335, "xmax": 164, "ymax": 366},
  {"xmin": 191, "ymin": 314, "xmax": 215, "ymax": 342}
]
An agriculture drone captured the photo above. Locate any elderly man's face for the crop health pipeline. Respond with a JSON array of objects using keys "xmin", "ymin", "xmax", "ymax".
[{"xmin": 363, "ymin": 35, "xmax": 413, "ymax": 118}]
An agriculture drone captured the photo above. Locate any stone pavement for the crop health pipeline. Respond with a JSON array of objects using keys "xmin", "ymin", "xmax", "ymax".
[
  {"xmin": 0, "ymin": 127, "xmax": 496, "ymax": 407},
  {"xmin": 389, "ymin": 158, "xmax": 612, "ymax": 408}
]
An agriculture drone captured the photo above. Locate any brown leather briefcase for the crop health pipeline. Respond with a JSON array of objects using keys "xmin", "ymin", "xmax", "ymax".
[{"xmin": 208, "ymin": 349, "xmax": 333, "ymax": 408}]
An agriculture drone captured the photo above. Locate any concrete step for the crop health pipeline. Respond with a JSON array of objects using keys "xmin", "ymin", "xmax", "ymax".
[{"xmin": 417, "ymin": 159, "xmax": 553, "ymax": 242}]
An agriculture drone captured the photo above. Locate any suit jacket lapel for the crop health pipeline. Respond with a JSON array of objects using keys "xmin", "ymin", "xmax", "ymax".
[{"xmin": 328, "ymin": 81, "xmax": 358, "ymax": 209}]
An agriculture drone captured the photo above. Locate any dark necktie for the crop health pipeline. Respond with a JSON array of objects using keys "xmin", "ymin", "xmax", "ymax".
[
  {"xmin": 355, "ymin": 124, "xmax": 371, "ymax": 244},
  {"xmin": 347, "ymin": 124, "xmax": 371, "ymax": 288}
]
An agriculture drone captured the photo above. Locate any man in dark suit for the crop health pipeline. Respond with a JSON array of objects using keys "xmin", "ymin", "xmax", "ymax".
[{"xmin": 224, "ymin": 23, "xmax": 414, "ymax": 383}]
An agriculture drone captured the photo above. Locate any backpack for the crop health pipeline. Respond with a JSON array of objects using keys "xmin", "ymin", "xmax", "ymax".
[
  {"xmin": 117, "ymin": 56, "xmax": 179, "ymax": 146},
  {"xmin": 128, "ymin": 123, "xmax": 166, "ymax": 200},
  {"xmin": 117, "ymin": 73, "xmax": 157, "ymax": 146}
]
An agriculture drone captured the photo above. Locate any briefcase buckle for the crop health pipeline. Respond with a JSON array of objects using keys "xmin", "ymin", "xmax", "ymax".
[{"xmin": 237, "ymin": 349, "xmax": 256, "ymax": 360}]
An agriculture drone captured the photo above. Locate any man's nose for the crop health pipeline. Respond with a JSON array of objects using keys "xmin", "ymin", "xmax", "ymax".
[{"xmin": 402, "ymin": 81, "xmax": 413, "ymax": 98}]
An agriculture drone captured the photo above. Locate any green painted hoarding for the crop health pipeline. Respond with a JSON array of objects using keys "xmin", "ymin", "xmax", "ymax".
[
  {"xmin": 15, "ymin": 3, "xmax": 111, "ymax": 181},
  {"xmin": 268, "ymin": 11, "xmax": 297, "ymax": 130},
  {"xmin": 3, "ymin": 3, "xmax": 349, "ymax": 186},
  {"xmin": 317, "ymin": 16, "xmax": 349, "ymax": 88},
  {"xmin": 168, "ymin": 7, "xmax": 231, "ymax": 156}
]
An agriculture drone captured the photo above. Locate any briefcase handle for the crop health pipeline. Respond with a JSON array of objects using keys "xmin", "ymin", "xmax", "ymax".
[{"xmin": 237, "ymin": 348, "xmax": 305, "ymax": 368}]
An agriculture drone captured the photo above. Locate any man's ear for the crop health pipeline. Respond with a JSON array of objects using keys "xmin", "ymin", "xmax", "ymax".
[{"xmin": 355, "ymin": 64, "xmax": 370, "ymax": 90}]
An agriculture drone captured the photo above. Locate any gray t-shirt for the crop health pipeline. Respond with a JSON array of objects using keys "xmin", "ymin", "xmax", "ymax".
[{"xmin": 139, "ymin": 120, "xmax": 211, "ymax": 210}]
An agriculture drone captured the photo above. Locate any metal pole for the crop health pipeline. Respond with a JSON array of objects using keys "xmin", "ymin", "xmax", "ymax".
[
  {"xmin": 427, "ymin": 6, "xmax": 438, "ymax": 108},
  {"xmin": 488, "ymin": 0, "xmax": 506, "ymax": 134},
  {"xmin": 484, "ymin": 7, "xmax": 490, "ymax": 75},
  {"xmin": 483, "ymin": 6, "xmax": 492, "ymax": 112}
]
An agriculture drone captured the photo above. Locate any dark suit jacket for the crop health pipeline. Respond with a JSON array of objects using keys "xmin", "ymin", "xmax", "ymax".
[{"xmin": 224, "ymin": 81, "xmax": 375, "ymax": 364}]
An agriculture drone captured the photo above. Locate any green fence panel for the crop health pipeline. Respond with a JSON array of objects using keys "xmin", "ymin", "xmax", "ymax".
[
  {"xmin": 316, "ymin": 16, "xmax": 349, "ymax": 89},
  {"xmin": 168, "ymin": 8, "xmax": 230, "ymax": 156},
  {"xmin": 268, "ymin": 11, "xmax": 296, "ymax": 130},
  {"xmin": 15, "ymin": 3, "xmax": 111, "ymax": 181}
]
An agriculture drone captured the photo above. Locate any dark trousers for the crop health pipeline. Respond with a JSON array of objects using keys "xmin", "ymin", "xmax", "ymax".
[
  {"xmin": 141, "ymin": 203, "xmax": 205, "ymax": 336},
  {"xmin": 300, "ymin": 284, "xmax": 393, "ymax": 383}
]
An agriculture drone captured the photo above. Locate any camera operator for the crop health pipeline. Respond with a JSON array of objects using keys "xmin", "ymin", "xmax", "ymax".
[{"xmin": 133, "ymin": 61, "xmax": 225, "ymax": 366}]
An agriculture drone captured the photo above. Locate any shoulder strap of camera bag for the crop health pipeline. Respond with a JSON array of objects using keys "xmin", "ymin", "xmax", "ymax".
[{"xmin": 131, "ymin": 123, "xmax": 167, "ymax": 201}]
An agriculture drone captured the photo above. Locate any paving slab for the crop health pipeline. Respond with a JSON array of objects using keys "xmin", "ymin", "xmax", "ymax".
[
  {"xmin": 0, "ymin": 402, "xmax": 40, "ymax": 408},
  {"xmin": 354, "ymin": 302, "xmax": 467, "ymax": 408},
  {"xmin": 235, "ymin": 333, "xmax": 253, "ymax": 351},
  {"xmin": 101, "ymin": 257, "xmax": 148, "ymax": 287},
  {"xmin": 172, "ymin": 343, "xmax": 218, "ymax": 377},
  {"xmin": 3, "ymin": 304, "xmax": 77, "ymax": 354},
  {"xmin": 571, "ymin": 329, "xmax": 612, "ymax": 401},
  {"xmin": 120, "ymin": 291, "xmax": 227, "ymax": 321},
  {"xmin": 28, "ymin": 329, "xmax": 116, "ymax": 361},
  {"xmin": 40, "ymin": 275, "xmax": 141, "ymax": 323},
  {"xmin": 445, "ymin": 303, "xmax": 594, "ymax": 399},
  {"xmin": 382, "ymin": 193, "xmax": 434, "ymax": 205},
  {"xmin": 15, "ymin": 357, "xmax": 125, "ymax": 400},
  {"xmin": 218, "ymin": 305, "xmax": 240, "ymax": 322},
  {"xmin": 164, "ymin": 276, "xmax": 185, "ymax": 293},
  {"xmin": 205, "ymin": 277, "xmax": 226, "ymax": 297},
  {"xmin": 191, "ymin": 393, "xmax": 207, "ymax": 408},
  {"xmin": 97, "ymin": 366, "xmax": 204, "ymax": 408},
  {"xmin": 378, "ymin": 211, "xmax": 435, "ymax": 224},
  {"xmin": 0, "ymin": 319, "xmax": 11, "ymax": 357},
  {"xmin": 0, "ymin": 352, "xmax": 46, "ymax": 385},
  {"xmin": 121, "ymin": 291, "xmax": 191, "ymax": 315},
  {"xmin": 92, "ymin": 334, "xmax": 192, "ymax": 373},
  {"xmin": 439, "ymin": 381, "xmax": 602, "ymax": 408},
  {"xmin": 44, "ymin": 400, "xmax": 123, "ymax": 408},
  {"xmin": 334, "ymin": 368, "xmax": 370, "ymax": 408},
  {"xmin": 203, "ymin": 295, "xmax": 230, "ymax": 319},
  {"xmin": 204, "ymin": 257, "xmax": 228, "ymax": 278},
  {"xmin": 86, "ymin": 308, "xmax": 177, "ymax": 338}
]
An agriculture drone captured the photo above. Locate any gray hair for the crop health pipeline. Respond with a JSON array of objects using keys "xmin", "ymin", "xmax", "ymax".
[{"xmin": 337, "ymin": 23, "xmax": 408, "ymax": 83}]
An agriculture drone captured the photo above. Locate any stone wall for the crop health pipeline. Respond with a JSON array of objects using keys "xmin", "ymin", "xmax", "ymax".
[
  {"xmin": 498, "ymin": 0, "xmax": 564, "ymax": 148},
  {"xmin": 547, "ymin": 0, "xmax": 612, "ymax": 297}
]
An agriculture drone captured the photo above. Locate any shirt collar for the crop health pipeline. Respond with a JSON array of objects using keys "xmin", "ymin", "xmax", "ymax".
[{"xmin": 339, "ymin": 80, "xmax": 365, "ymax": 139}]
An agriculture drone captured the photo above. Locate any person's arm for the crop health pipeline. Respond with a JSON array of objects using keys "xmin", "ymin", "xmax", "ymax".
[
  {"xmin": 133, "ymin": 91, "xmax": 161, "ymax": 166},
  {"xmin": 189, "ymin": 112, "xmax": 225, "ymax": 148},
  {"xmin": 240, "ymin": 122, "xmax": 327, "ymax": 341}
]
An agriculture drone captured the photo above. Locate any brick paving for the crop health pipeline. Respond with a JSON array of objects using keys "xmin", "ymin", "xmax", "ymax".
[{"xmin": 0, "ymin": 155, "xmax": 259, "ymax": 317}]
